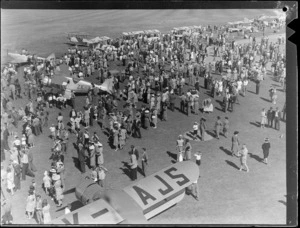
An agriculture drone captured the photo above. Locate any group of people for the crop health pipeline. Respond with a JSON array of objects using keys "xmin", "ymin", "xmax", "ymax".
[{"xmin": 1, "ymin": 16, "xmax": 286, "ymax": 224}]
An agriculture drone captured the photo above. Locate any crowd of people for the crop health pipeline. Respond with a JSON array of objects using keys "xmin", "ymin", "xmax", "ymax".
[{"xmin": 1, "ymin": 18, "xmax": 286, "ymax": 224}]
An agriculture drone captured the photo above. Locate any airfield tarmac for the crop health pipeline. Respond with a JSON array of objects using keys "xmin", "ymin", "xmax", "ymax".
[{"xmin": 1, "ymin": 9, "xmax": 286, "ymax": 224}]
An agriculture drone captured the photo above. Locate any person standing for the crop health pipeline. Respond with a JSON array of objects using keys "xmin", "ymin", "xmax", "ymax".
[
  {"xmin": 97, "ymin": 165, "xmax": 108, "ymax": 188},
  {"xmin": 6, "ymin": 167, "xmax": 15, "ymax": 196},
  {"xmin": 184, "ymin": 139, "xmax": 192, "ymax": 161},
  {"xmin": 26, "ymin": 189, "xmax": 36, "ymax": 219},
  {"xmin": 77, "ymin": 142, "xmax": 86, "ymax": 174},
  {"xmin": 267, "ymin": 107, "xmax": 275, "ymax": 128},
  {"xmin": 282, "ymin": 102, "xmax": 286, "ymax": 121},
  {"xmin": 199, "ymin": 117, "xmax": 207, "ymax": 141},
  {"xmin": 35, "ymin": 195, "xmax": 43, "ymax": 224},
  {"xmin": 176, "ymin": 135, "xmax": 185, "ymax": 162},
  {"xmin": 274, "ymin": 107, "xmax": 281, "ymax": 130},
  {"xmin": 42, "ymin": 199, "xmax": 51, "ymax": 224},
  {"xmin": 223, "ymin": 117, "xmax": 229, "ymax": 138},
  {"xmin": 255, "ymin": 80, "xmax": 260, "ymax": 95},
  {"xmin": 192, "ymin": 122, "xmax": 199, "ymax": 140},
  {"xmin": 12, "ymin": 161, "xmax": 21, "ymax": 192},
  {"xmin": 231, "ymin": 131, "xmax": 240, "ymax": 157},
  {"xmin": 194, "ymin": 151, "xmax": 202, "ymax": 178},
  {"xmin": 141, "ymin": 148, "xmax": 149, "ymax": 177},
  {"xmin": 191, "ymin": 178, "xmax": 199, "ymax": 201},
  {"xmin": 238, "ymin": 144, "xmax": 249, "ymax": 172},
  {"xmin": 262, "ymin": 138, "xmax": 271, "ymax": 164},
  {"xmin": 214, "ymin": 116, "xmax": 223, "ymax": 139},
  {"xmin": 261, "ymin": 108, "xmax": 267, "ymax": 128},
  {"xmin": 21, "ymin": 149, "xmax": 30, "ymax": 180},
  {"xmin": 128, "ymin": 151, "xmax": 138, "ymax": 181}
]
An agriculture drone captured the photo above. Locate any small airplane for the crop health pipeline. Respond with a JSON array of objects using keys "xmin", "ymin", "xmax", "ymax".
[
  {"xmin": 7, "ymin": 52, "xmax": 55, "ymax": 64},
  {"xmin": 66, "ymin": 32, "xmax": 90, "ymax": 47},
  {"xmin": 228, "ymin": 27, "xmax": 243, "ymax": 33},
  {"xmin": 64, "ymin": 76, "xmax": 114, "ymax": 94},
  {"xmin": 50, "ymin": 161, "xmax": 199, "ymax": 224}
]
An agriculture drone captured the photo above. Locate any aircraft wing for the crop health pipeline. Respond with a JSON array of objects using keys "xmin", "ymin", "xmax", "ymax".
[
  {"xmin": 7, "ymin": 53, "xmax": 29, "ymax": 63},
  {"xmin": 50, "ymin": 198, "xmax": 125, "ymax": 225},
  {"xmin": 123, "ymin": 161, "xmax": 199, "ymax": 220},
  {"xmin": 50, "ymin": 161, "xmax": 198, "ymax": 225}
]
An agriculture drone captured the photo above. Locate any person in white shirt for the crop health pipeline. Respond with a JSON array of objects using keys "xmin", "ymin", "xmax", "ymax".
[
  {"xmin": 192, "ymin": 122, "xmax": 199, "ymax": 140},
  {"xmin": 64, "ymin": 203, "xmax": 71, "ymax": 215}
]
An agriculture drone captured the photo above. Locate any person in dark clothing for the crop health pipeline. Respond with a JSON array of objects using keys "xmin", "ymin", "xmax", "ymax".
[
  {"xmin": 77, "ymin": 142, "xmax": 86, "ymax": 173},
  {"xmin": 256, "ymin": 80, "xmax": 260, "ymax": 95},
  {"xmin": 169, "ymin": 92, "xmax": 176, "ymax": 112},
  {"xmin": 267, "ymin": 107, "xmax": 275, "ymax": 128},
  {"xmin": 262, "ymin": 138, "xmax": 271, "ymax": 164}
]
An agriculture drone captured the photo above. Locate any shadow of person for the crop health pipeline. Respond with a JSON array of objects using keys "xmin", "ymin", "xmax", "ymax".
[
  {"xmin": 249, "ymin": 121, "xmax": 261, "ymax": 128},
  {"xmin": 219, "ymin": 146, "xmax": 232, "ymax": 156},
  {"xmin": 225, "ymin": 160, "xmax": 240, "ymax": 170},
  {"xmin": 278, "ymin": 200, "xmax": 286, "ymax": 206},
  {"xmin": 260, "ymin": 96, "xmax": 271, "ymax": 103},
  {"xmin": 120, "ymin": 161, "xmax": 132, "ymax": 180},
  {"xmin": 248, "ymin": 153, "xmax": 263, "ymax": 163},
  {"xmin": 72, "ymin": 157, "xmax": 80, "ymax": 171},
  {"xmin": 166, "ymin": 151, "xmax": 177, "ymax": 162}
]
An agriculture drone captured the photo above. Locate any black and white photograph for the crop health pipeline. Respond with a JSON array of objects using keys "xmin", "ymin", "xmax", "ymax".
[{"xmin": 0, "ymin": 1, "xmax": 298, "ymax": 225}]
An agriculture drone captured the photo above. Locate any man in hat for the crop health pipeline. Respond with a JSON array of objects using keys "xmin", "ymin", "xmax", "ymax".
[
  {"xmin": 262, "ymin": 138, "xmax": 271, "ymax": 164},
  {"xmin": 231, "ymin": 131, "xmax": 240, "ymax": 157}
]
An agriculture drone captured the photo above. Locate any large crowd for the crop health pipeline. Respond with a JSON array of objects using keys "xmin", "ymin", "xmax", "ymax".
[{"xmin": 1, "ymin": 17, "xmax": 286, "ymax": 224}]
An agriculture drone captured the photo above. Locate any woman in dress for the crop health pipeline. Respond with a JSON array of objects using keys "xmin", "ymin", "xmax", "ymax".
[
  {"xmin": 54, "ymin": 179, "xmax": 64, "ymax": 207},
  {"xmin": 43, "ymin": 171, "xmax": 51, "ymax": 195},
  {"xmin": 118, "ymin": 127, "xmax": 127, "ymax": 150},
  {"xmin": 151, "ymin": 109, "xmax": 158, "ymax": 129},
  {"xmin": 113, "ymin": 126, "xmax": 119, "ymax": 151},
  {"xmin": 176, "ymin": 135, "xmax": 184, "ymax": 162},
  {"xmin": 260, "ymin": 108, "xmax": 267, "ymax": 128},
  {"xmin": 271, "ymin": 88, "xmax": 278, "ymax": 105},
  {"xmin": 262, "ymin": 138, "xmax": 271, "ymax": 164},
  {"xmin": 6, "ymin": 167, "xmax": 15, "ymax": 196},
  {"xmin": 42, "ymin": 199, "xmax": 51, "ymax": 224},
  {"xmin": 25, "ymin": 189, "xmax": 36, "ymax": 219},
  {"xmin": 199, "ymin": 117, "xmax": 207, "ymax": 141}
]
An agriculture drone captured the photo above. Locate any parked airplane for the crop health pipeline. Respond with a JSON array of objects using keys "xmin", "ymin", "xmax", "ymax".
[
  {"xmin": 7, "ymin": 52, "xmax": 55, "ymax": 64},
  {"xmin": 50, "ymin": 161, "xmax": 199, "ymax": 224}
]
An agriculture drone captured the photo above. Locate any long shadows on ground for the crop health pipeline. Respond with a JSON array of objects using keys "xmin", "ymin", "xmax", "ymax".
[
  {"xmin": 249, "ymin": 121, "xmax": 261, "ymax": 128},
  {"xmin": 247, "ymin": 90, "xmax": 256, "ymax": 94},
  {"xmin": 120, "ymin": 161, "xmax": 132, "ymax": 180},
  {"xmin": 260, "ymin": 96, "xmax": 271, "ymax": 103},
  {"xmin": 248, "ymin": 153, "xmax": 263, "ymax": 163},
  {"xmin": 166, "ymin": 151, "xmax": 177, "ymax": 163},
  {"xmin": 225, "ymin": 160, "xmax": 240, "ymax": 170},
  {"xmin": 219, "ymin": 146, "xmax": 232, "ymax": 156}
]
